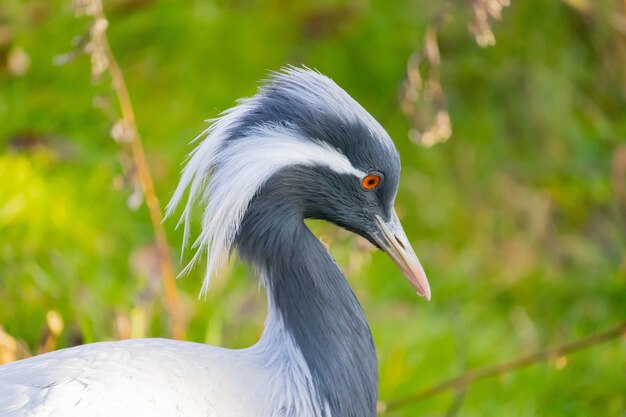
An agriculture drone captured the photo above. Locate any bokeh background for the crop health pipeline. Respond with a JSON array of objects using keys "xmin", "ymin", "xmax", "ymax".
[{"xmin": 1, "ymin": 0, "xmax": 625, "ymax": 415}]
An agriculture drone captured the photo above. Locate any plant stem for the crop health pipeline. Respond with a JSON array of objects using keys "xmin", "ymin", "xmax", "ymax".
[{"xmin": 379, "ymin": 321, "xmax": 626, "ymax": 414}]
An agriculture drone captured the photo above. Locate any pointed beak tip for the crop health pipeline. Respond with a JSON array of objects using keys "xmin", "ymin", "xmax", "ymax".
[{"xmin": 416, "ymin": 284, "xmax": 431, "ymax": 301}]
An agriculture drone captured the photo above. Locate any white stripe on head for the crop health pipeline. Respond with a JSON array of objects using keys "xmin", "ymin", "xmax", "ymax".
[{"xmin": 167, "ymin": 119, "xmax": 365, "ymax": 296}]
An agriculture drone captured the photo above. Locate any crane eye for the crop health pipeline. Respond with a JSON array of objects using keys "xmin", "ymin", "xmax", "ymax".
[{"xmin": 361, "ymin": 173, "xmax": 381, "ymax": 190}]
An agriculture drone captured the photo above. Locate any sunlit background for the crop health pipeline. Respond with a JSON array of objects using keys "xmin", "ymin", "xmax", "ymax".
[{"xmin": 1, "ymin": 0, "xmax": 625, "ymax": 415}]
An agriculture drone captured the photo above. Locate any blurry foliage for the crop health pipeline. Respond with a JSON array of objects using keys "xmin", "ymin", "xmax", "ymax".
[{"xmin": 0, "ymin": 0, "xmax": 625, "ymax": 415}]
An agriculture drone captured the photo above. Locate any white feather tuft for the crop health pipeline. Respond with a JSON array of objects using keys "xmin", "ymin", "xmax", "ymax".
[{"xmin": 166, "ymin": 96, "xmax": 365, "ymax": 297}]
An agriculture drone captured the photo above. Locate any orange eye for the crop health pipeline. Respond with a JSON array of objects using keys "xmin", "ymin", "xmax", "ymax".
[{"xmin": 361, "ymin": 174, "xmax": 381, "ymax": 190}]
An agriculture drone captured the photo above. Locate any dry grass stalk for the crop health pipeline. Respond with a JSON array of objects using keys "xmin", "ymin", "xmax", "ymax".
[
  {"xmin": 470, "ymin": 0, "xmax": 511, "ymax": 47},
  {"xmin": 73, "ymin": 0, "xmax": 185, "ymax": 339},
  {"xmin": 399, "ymin": 1, "xmax": 510, "ymax": 148},
  {"xmin": 378, "ymin": 320, "xmax": 626, "ymax": 414}
]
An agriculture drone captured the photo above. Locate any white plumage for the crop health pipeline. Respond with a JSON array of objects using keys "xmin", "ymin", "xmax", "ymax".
[
  {"xmin": 168, "ymin": 122, "xmax": 365, "ymax": 295},
  {"xmin": 0, "ymin": 296, "xmax": 323, "ymax": 417}
]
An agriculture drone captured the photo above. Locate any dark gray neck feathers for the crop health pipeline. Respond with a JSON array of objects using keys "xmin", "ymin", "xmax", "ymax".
[{"xmin": 236, "ymin": 169, "xmax": 378, "ymax": 417}]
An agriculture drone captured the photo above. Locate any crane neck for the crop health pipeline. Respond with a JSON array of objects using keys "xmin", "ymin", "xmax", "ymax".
[{"xmin": 237, "ymin": 205, "xmax": 378, "ymax": 417}]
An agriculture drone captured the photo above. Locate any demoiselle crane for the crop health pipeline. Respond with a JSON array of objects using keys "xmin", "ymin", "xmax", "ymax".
[{"xmin": 0, "ymin": 67, "xmax": 431, "ymax": 417}]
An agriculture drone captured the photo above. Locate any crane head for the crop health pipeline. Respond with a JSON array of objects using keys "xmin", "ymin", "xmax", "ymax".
[{"xmin": 166, "ymin": 66, "xmax": 430, "ymax": 300}]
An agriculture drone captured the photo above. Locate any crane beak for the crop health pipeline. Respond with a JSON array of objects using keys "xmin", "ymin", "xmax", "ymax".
[{"xmin": 373, "ymin": 213, "xmax": 431, "ymax": 301}]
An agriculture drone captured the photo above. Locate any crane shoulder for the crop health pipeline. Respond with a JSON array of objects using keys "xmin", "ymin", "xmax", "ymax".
[{"xmin": 0, "ymin": 338, "xmax": 270, "ymax": 417}]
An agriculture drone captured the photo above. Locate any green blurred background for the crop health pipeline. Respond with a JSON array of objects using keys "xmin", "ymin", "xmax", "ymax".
[{"xmin": 1, "ymin": 0, "xmax": 625, "ymax": 415}]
